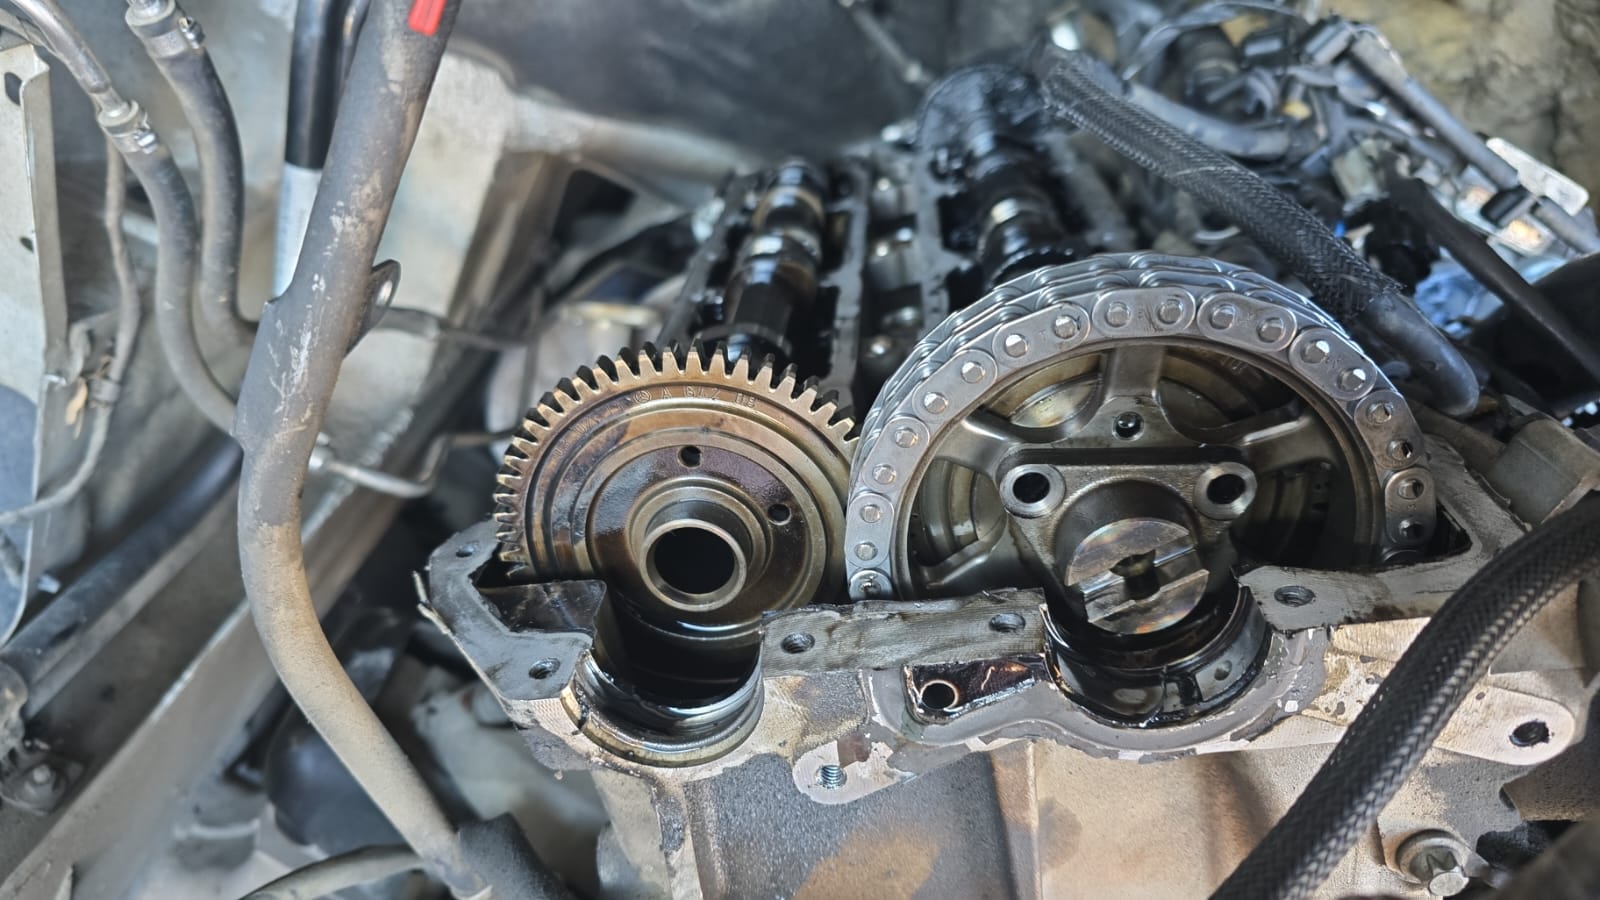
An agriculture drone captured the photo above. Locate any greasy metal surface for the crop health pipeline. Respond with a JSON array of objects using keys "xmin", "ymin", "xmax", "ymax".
[{"xmin": 431, "ymin": 410, "xmax": 1597, "ymax": 898}]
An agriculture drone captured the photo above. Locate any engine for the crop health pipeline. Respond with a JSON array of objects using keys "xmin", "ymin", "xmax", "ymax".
[
  {"xmin": 419, "ymin": 11, "xmax": 1600, "ymax": 899},
  {"xmin": 2, "ymin": 1, "xmax": 1599, "ymax": 898}
]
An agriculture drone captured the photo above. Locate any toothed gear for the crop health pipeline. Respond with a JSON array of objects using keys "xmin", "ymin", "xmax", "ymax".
[{"xmin": 494, "ymin": 345, "xmax": 855, "ymax": 665}]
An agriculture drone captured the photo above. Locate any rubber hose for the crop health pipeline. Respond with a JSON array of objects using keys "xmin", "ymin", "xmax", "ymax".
[
  {"xmin": 1212, "ymin": 494, "xmax": 1600, "ymax": 899},
  {"xmin": 120, "ymin": 136, "xmax": 238, "ymax": 432},
  {"xmin": 126, "ymin": 7, "xmax": 253, "ymax": 347},
  {"xmin": 1030, "ymin": 46, "xmax": 1479, "ymax": 415},
  {"xmin": 1389, "ymin": 177, "xmax": 1600, "ymax": 387}
]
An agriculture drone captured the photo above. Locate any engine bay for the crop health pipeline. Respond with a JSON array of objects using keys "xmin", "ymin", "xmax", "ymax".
[{"xmin": 1, "ymin": 1, "xmax": 1599, "ymax": 898}]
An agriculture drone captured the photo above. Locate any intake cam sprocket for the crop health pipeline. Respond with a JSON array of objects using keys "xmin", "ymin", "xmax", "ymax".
[{"xmin": 494, "ymin": 345, "xmax": 855, "ymax": 688}]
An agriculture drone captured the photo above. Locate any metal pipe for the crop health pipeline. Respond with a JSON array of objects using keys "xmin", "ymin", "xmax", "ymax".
[
  {"xmin": 5, "ymin": 0, "xmax": 128, "ymax": 118},
  {"xmin": 125, "ymin": 0, "xmax": 253, "ymax": 347},
  {"xmin": 309, "ymin": 430, "xmax": 508, "ymax": 500},
  {"xmin": 245, "ymin": 845, "xmax": 424, "ymax": 899},
  {"xmin": 233, "ymin": 0, "xmax": 480, "ymax": 894}
]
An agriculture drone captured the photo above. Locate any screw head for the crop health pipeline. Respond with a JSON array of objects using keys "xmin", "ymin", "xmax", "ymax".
[
  {"xmin": 1412, "ymin": 848, "xmax": 1470, "ymax": 897},
  {"xmin": 1398, "ymin": 831, "xmax": 1474, "ymax": 898}
]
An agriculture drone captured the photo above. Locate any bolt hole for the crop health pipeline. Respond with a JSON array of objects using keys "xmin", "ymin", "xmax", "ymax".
[
  {"xmin": 919, "ymin": 679, "xmax": 960, "ymax": 711},
  {"xmin": 1510, "ymin": 720, "xmax": 1550, "ymax": 747},
  {"xmin": 528, "ymin": 658, "xmax": 560, "ymax": 680},
  {"xmin": 1113, "ymin": 411, "xmax": 1143, "ymax": 439},
  {"xmin": 818, "ymin": 764, "xmax": 846, "ymax": 789},
  {"xmin": 781, "ymin": 632, "xmax": 814, "ymax": 654},
  {"xmin": 651, "ymin": 526, "xmax": 736, "ymax": 596},
  {"xmin": 1011, "ymin": 472, "xmax": 1051, "ymax": 505},
  {"xmin": 989, "ymin": 612, "xmax": 1026, "ymax": 633},
  {"xmin": 18, "ymin": 235, "xmax": 32, "ymax": 253},
  {"xmin": 678, "ymin": 446, "xmax": 702, "ymax": 467},
  {"xmin": 1274, "ymin": 585, "xmax": 1316, "ymax": 607},
  {"xmin": 767, "ymin": 503, "xmax": 791, "ymax": 525},
  {"xmin": 1205, "ymin": 473, "xmax": 1248, "ymax": 506},
  {"xmin": 454, "ymin": 541, "xmax": 479, "ymax": 559},
  {"xmin": 1389, "ymin": 439, "xmax": 1415, "ymax": 462},
  {"xmin": 1397, "ymin": 477, "xmax": 1425, "ymax": 500},
  {"xmin": 1398, "ymin": 518, "xmax": 1425, "ymax": 541}
]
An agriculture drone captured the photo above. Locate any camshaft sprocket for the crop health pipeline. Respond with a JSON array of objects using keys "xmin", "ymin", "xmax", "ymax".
[{"xmin": 493, "ymin": 345, "xmax": 855, "ymax": 673}]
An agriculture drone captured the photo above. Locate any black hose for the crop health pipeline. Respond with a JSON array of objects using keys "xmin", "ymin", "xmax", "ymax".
[
  {"xmin": 1125, "ymin": 83, "xmax": 1294, "ymax": 161},
  {"xmin": 126, "ymin": 0, "xmax": 252, "ymax": 348},
  {"xmin": 1389, "ymin": 177, "xmax": 1600, "ymax": 387},
  {"xmin": 110, "ymin": 114, "xmax": 238, "ymax": 432},
  {"xmin": 234, "ymin": 0, "xmax": 480, "ymax": 893},
  {"xmin": 1211, "ymin": 494, "xmax": 1600, "ymax": 899},
  {"xmin": 286, "ymin": 0, "xmax": 348, "ymax": 171},
  {"xmin": 1495, "ymin": 817, "xmax": 1600, "ymax": 900},
  {"xmin": 1029, "ymin": 46, "xmax": 1480, "ymax": 416}
]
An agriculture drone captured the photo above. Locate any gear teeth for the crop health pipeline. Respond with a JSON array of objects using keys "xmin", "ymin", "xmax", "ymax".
[
  {"xmin": 759, "ymin": 354, "xmax": 782, "ymax": 389},
  {"xmin": 572, "ymin": 365, "xmax": 602, "ymax": 394},
  {"xmin": 554, "ymin": 377, "xmax": 583, "ymax": 405},
  {"xmin": 683, "ymin": 345, "xmax": 707, "ymax": 377},
  {"xmin": 493, "ymin": 341, "xmax": 858, "ymax": 569},
  {"xmin": 775, "ymin": 363, "xmax": 800, "ymax": 397}
]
